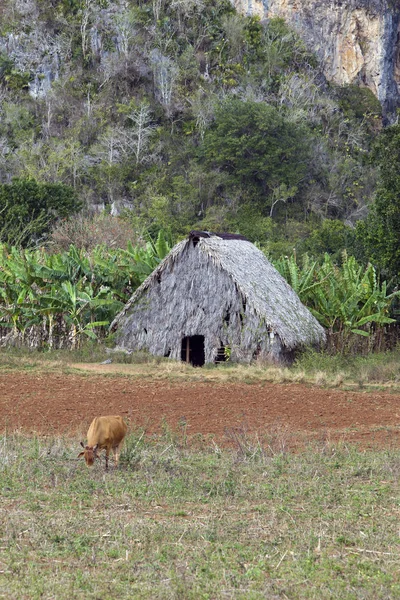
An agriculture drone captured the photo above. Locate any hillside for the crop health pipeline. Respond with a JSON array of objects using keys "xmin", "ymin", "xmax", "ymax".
[{"xmin": 0, "ymin": 0, "xmax": 395, "ymax": 259}]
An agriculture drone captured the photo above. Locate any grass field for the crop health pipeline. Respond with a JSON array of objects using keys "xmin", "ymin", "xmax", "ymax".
[{"xmin": 0, "ymin": 430, "xmax": 399, "ymax": 599}]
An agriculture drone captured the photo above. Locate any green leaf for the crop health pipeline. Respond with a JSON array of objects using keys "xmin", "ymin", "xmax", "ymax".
[{"xmin": 350, "ymin": 329, "xmax": 370, "ymax": 337}]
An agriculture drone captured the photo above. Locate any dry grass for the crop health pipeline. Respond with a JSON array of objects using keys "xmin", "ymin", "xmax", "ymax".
[{"xmin": 2, "ymin": 346, "xmax": 400, "ymax": 392}]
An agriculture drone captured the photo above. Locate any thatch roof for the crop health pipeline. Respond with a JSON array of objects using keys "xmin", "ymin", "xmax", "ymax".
[{"xmin": 111, "ymin": 234, "xmax": 325, "ymax": 353}]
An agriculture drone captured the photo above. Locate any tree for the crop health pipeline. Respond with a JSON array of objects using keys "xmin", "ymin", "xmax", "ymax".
[
  {"xmin": 126, "ymin": 104, "xmax": 157, "ymax": 165},
  {"xmin": 356, "ymin": 124, "xmax": 400, "ymax": 279},
  {"xmin": 201, "ymin": 98, "xmax": 309, "ymax": 210},
  {"xmin": 305, "ymin": 219, "xmax": 356, "ymax": 261},
  {"xmin": 150, "ymin": 50, "xmax": 179, "ymax": 117},
  {"xmin": 79, "ymin": 0, "xmax": 95, "ymax": 62},
  {"xmin": 0, "ymin": 178, "xmax": 81, "ymax": 246},
  {"xmin": 16, "ymin": 138, "xmax": 85, "ymax": 188}
]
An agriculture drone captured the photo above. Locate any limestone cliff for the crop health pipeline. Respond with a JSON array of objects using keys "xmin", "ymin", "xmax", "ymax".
[{"xmin": 234, "ymin": 0, "xmax": 400, "ymax": 119}]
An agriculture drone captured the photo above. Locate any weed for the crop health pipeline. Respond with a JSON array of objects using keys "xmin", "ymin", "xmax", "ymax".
[
  {"xmin": 314, "ymin": 371, "xmax": 327, "ymax": 387},
  {"xmin": 120, "ymin": 428, "xmax": 146, "ymax": 469}
]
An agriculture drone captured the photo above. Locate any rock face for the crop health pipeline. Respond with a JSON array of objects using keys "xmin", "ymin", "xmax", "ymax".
[{"xmin": 234, "ymin": 0, "xmax": 400, "ymax": 119}]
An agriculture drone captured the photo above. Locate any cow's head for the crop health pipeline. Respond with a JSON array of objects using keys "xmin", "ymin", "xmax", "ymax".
[{"xmin": 78, "ymin": 442, "xmax": 99, "ymax": 467}]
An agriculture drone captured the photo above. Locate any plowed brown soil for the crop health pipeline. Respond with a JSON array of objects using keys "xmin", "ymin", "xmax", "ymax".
[{"xmin": 1, "ymin": 368, "xmax": 400, "ymax": 448}]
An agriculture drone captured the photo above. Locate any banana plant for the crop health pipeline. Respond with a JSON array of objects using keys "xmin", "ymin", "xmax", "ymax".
[
  {"xmin": 274, "ymin": 251, "xmax": 400, "ymax": 340},
  {"xmin": 274, "ymin": 253, "xmax": 330, "ymax": 301},
  {"xmin": 38, "ymin": 281, "xmax": 119, "ymax": 348},
  {"xmin": 119, "ymin": 230, "xmax": 172, "ymax": 284}
]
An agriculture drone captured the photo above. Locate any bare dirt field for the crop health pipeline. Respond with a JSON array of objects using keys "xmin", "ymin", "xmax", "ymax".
[{"xmin": 1, "ymin": 364, "xmax": 400, "ymax": 449}]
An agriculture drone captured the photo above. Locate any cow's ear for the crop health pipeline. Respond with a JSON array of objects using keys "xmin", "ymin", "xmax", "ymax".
[
  {"xmin": 78, "ymin": 451, "xmax": 85, "ymax": 458},
  {"xmin": 80, "ymin": 441, "xmax": 85, "ymax": 448}
]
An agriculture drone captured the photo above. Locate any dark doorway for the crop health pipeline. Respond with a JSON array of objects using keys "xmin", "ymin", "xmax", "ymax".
[{"xmin": 181, "ymin": 335, "xmax": 205, "ymax": 367}]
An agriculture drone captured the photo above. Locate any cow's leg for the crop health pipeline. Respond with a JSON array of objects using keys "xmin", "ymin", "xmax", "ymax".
[
  {"xmin": 105, "ymin": 449, "xmax": 109, "ymax": 471},
  {"xmin": 113, "ymin": 444, "xmax": 121, "ymax": 468}
]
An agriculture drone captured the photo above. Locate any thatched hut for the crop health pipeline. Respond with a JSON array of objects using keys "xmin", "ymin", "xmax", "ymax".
[{"xmin": 110, "ymin": 231, "xmax": 326, "ymax": 366}]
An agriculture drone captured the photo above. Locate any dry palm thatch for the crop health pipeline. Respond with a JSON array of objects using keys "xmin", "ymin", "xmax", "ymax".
[{"xmin": 110, "ymin": 233, "xmax": 326, "ymax": 365}]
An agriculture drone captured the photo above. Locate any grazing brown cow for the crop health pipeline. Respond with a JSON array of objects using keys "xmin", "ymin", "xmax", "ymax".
[{"xmin": 78, "ymin": 415, "xmax": 128, "ymax": 470}]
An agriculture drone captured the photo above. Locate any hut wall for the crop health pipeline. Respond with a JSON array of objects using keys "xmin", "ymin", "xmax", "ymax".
[{"xmin": 115, "ymin": 242, "xmax": 283, "ymax": 363}]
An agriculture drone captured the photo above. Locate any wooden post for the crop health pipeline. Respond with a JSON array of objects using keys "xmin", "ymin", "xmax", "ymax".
[{"xmin": 186, "ymin": 337, "xmax": 190, "ymax": 363}]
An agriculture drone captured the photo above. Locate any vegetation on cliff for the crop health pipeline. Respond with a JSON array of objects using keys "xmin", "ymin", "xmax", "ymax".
[{"xmin": 0, "ymin": 1, "xmax": 382, "ymax": 252}]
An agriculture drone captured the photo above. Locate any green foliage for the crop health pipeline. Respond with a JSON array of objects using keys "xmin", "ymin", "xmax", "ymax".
[
  {"xmin": 119, "ymin": 230, "xmax": 172, "ymax": 281},
  {"xmin": 0, "ymin": 52, "xmax": 13, "ymax": 79},
  {"xmin": 0, "ymin": 179, "xmax": 82, "ymax": 246},
  {"xmin": 243, "ymin": 16, "xmax": 263, "ymax": 53},
  {"xmin": 263, "ymin": 17, "xmax": 318, "ymax": 72},
  {"xmin": 58, "ymin": 0, "xmax": 87, "ymax": 16},
  {"xmin": 0, "ymin": 103, "xmax": 36, "ymax": 145},
  {"xmin": 335, "ymin": 84, "xmax": 382, "ymax": 123},
  {"xmin": 201, "ymin": 98, "xmax": 309, "ymax": 203},
  {"xmin": 274, "ymin": 251, "xmax": 399, "ymax": 351},
  {"xmin": 0, "ymin": 53, "xmax": 31, "ymax": 92},
  {"xmin": 0, "ymin": 231, "xmax": 172, "ymax": 349},
  {"xmin": 356, "ymin": 124, "xmax": 400, "ymax": 278},
  {"xmin": 230, "ymin": 206, "xmax": 276, "ymax": 243},
  {"xmin": 304, "ymin": 219, "xmax": 356, "ymax": 260}
]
